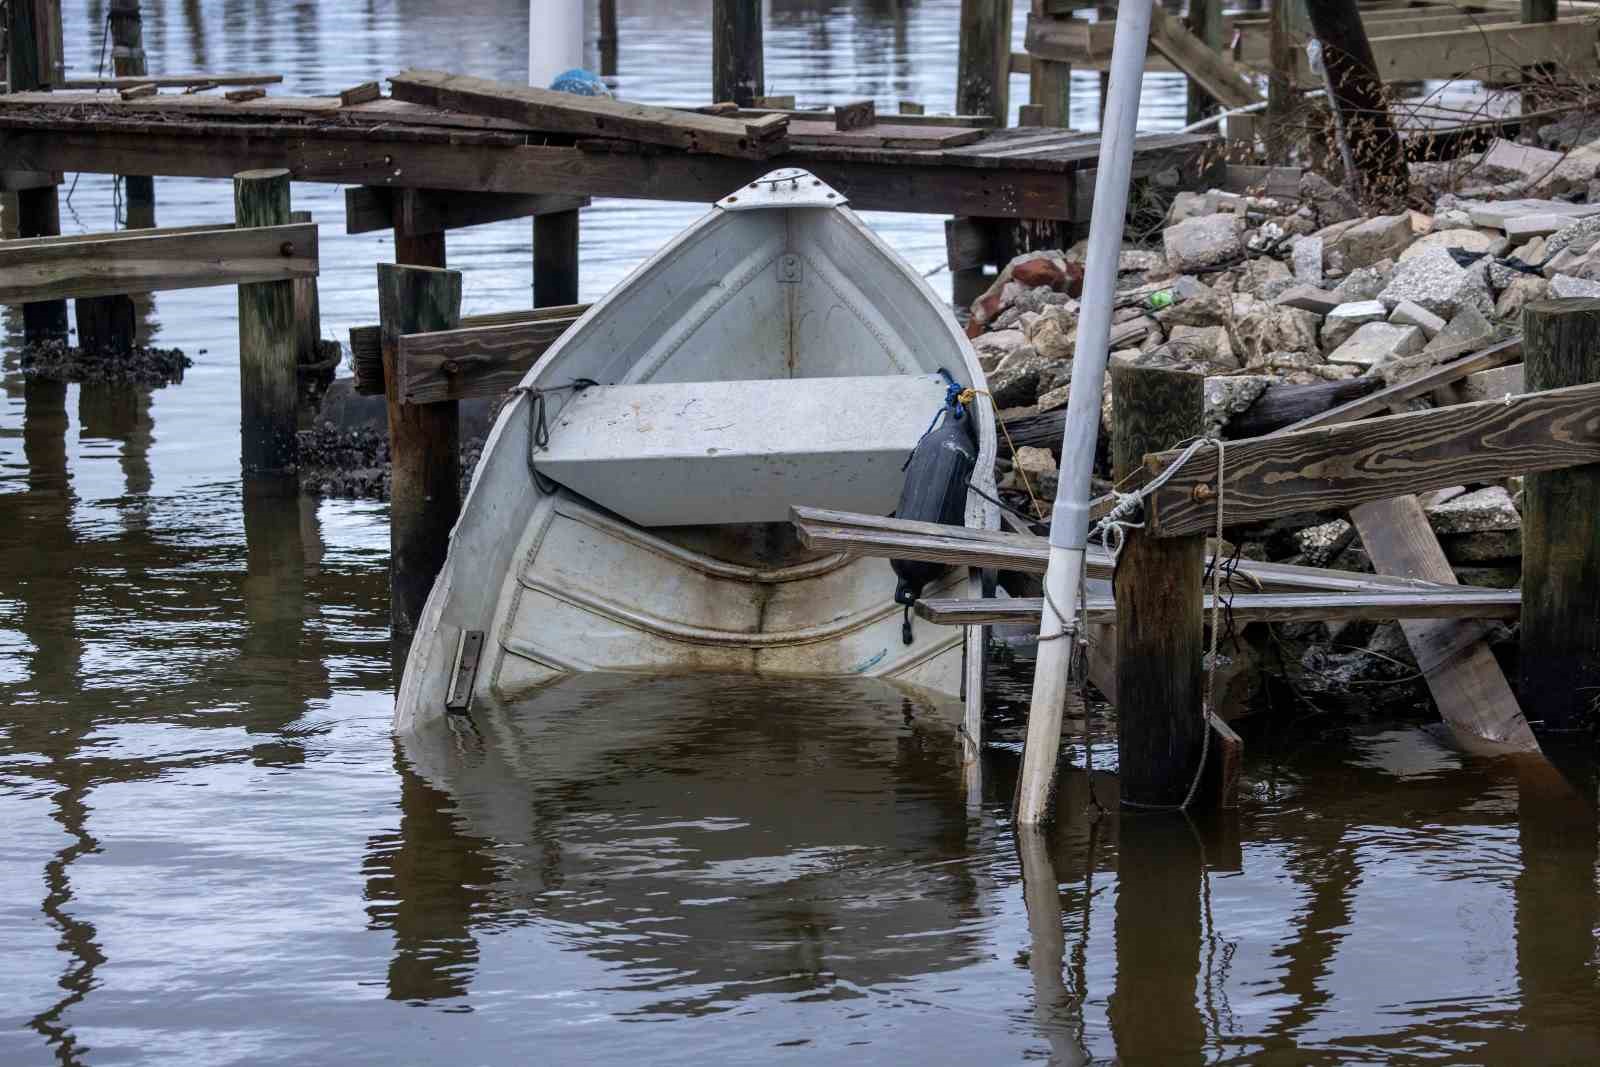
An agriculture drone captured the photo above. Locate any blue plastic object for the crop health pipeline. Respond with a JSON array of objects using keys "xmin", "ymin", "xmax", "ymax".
[{"xmin": 549, "ymin": 68, "xmax": 612, "ymax": 98}]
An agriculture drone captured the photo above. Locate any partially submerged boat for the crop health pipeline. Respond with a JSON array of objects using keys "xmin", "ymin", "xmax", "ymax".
[{"xmin": 395, "ymin": 169, "xmax": 997, "ymax": 734}]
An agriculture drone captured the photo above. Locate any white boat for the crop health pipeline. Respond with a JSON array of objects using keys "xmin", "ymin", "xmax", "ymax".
[{"xmin": 394, "ymin": 169, "xmax": 998, "ymax": 735}]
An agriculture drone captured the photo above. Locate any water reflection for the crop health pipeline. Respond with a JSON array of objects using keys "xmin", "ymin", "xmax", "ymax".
[{"xmin": 386, "ymin": 676, "xmax": 986, "ymax": 1020}]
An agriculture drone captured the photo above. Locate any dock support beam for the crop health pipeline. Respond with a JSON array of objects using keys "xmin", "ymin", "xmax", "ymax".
[
  {"xmin": 1520, "ymin": 298, "xmax": 1600, "ymax": 736},
  {"xmin": 233, "ymin": 169, "xmax": 298, "ymax": 474},
  {"xmin": 1185, "ymin": 0, "xmax": 1222, "ymax": 124},
  {"xmin": 958, "ymin": 0, "xmax": 1013, "ymax": 124},
  {"xmin": 110, "ymin": 0, "xmax": 155, "ymax": 226},
  {"xmin": 74, "ymin": 0, "xmax": 148, "ymax": 353},
  {"xmin": 534, "ymin": 209, "xmax": 580, "ymax": 308},
  {"xmin": 8, "ymin": 0, "xmax": 68, "ymax": 344},
  {"xmin": 378, "ymin": 264, "xmax": 463, "ymax": 637},
  {"xmin": 1112, "ymin": 359, "xmax": 1208, "ymax": 808},
  {"xmin": 712, "ymin": 0, "xmax": 763, "ymax": 107}
]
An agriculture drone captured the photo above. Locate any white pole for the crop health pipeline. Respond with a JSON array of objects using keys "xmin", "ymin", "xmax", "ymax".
[
  {"xmin": 1015, "ymin": 0, "xmax": 1155, "ymax": 826},
  {"xmin": 529, "ymin": 0, "xmax": 586, "ymax": 88}
]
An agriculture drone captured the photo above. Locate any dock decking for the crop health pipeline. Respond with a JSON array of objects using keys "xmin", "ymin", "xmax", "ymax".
[{"xmin": 0, "ymin": 91, "xmax": 1214, "ymax": 221}]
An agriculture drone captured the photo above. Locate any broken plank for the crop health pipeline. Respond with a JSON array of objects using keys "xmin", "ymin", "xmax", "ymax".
[
  {"xmin": 914, "ymin": 588, "xmax": 1522, "ymax": 626},
  {"xmin": 1351, "ymin": 495, "xmax": 1539, "ymax": 752},
  {"xmin": 835, "ymin": 99, "xmax": 876, "ymax": 130},
  {"xmin": 785, "ymin": 118, "xmax": 984, "ymax": 149},
  {"xmin": 1147, "ymin": 377, "xmax": 1600, "ymax": 537},
  {"xmin": 118, "ymin": 82, "xmax": 158, "ymax": 100},
  {"xmin": 0, "ymin": 222, "xmax": 316, "ymax": 303},
  {"xmin": 225, "ymin": 87, "xmax": 267, "ymax": 102},
  {"xmin": 340, "ymin": 81, "xmax": 382, "ymax": 106},
  {"xmin": 398, "ymin": 316, "xmax": 582, "ymax": 404},
  {"xmin": 60, "ymin": 72, "xmax": 283, "ymax": 90},
  {"xmin": 1280, "ymin": 338, "xmax": 1522, "ymax": 432},
  {"xmin": 389, "ymin": 69, "xmax": 787, "ymax": 159},
  {"xmin": 1147, "ymin": 6, "xmax": 1263, "ymax": 110}
]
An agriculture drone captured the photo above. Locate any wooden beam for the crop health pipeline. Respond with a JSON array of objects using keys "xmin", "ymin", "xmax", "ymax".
[
  {"xmin": 59, "ymin": 72, "xmax": 283, "ymax": 90},
  {"xmin": 1148, "ymin": 6, "xmax": 1262, "ymax": 111},
  {"xmin": 388, "ymin": 69, "xmax": 787, "ymax": 159},
  {"xmin": 789, "ymin": 506, "xmax": 1484, "ymax": 596},
  {"xmin": 0, "ymin": 221, "xmax": 316, "ymax": 302},
  {"xmin": 1296, "ymin": 19, "xmax": 1600, "ymax": 85},
  {"xmin": 1276, "ymin": 338, "xmax": 1522, "ymax": 433},
  {"xmin": 0, "ymin": 126, "xmax": 1085, "ymax": 220},
  {"xmin": 398, "ymin": 314, "xmax": 581, "ymax": 404},
  {"xmin": 343, "ymin": 186, "xmax": 588, "ymax": 235},
  {"xmin": 1146, "ymin": 379, "xmax": 1600, "ymax": 537},
  {"xmin": 916, "ymin": 588, "xmax": 1523, "ymax": 626}
]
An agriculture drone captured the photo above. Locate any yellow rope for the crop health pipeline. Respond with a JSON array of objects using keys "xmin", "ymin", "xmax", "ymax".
[{"xmin": 961, "ymin": 387, "xmax": 1045, "ymax": 520}]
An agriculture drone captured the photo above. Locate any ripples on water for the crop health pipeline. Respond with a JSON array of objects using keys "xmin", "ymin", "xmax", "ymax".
[{"xmin": 3, "ymin": 1, "xmax": 1599, "ymax": 1064}]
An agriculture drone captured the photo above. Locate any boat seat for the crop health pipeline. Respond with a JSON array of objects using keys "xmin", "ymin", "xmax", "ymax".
[{"xmin": 533, "ymin": 373, "xmax": 952, "ymax": 527}]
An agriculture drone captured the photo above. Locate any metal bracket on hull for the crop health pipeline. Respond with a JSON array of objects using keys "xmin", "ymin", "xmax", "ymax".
[{"xmin": 718, "ymin": 168, "xmax": 847, "ymax": 211}]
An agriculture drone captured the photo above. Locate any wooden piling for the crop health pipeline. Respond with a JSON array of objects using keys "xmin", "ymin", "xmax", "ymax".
[
  {"xmin": 1031, "ymin": 54, "xmax": 1071, "ymax": 128},
  {"xmin": 958, "ymin": 0, "xmax": 1012, "ymax": 124},
  {"xmin": 377, "ymin": 263, "xmax": 463, "ymax": 636},
  {"xmin": 1111, "ymin": 358, "xmax": 1207, "ymax": 809},
  {"xmin": 109, "ymin": 0, "xmax": 155, "ymax": 226},
  {"xmin": 598, "ymin": 0, "xmax": 619, "ymax": 77},
  {"xmin": 711, "ymin": 0, "xmax": 763, "ymax": 107},
  {"xmin": 9, "ymin": 0, "xmax": 68, "ymax": 343},
  {"xmin": 289, "ymin": 209, "xmax": 322, "ymax": 365},
  {"xmin": 1184, "ymin": 0, "xmax": 1223, "ymax": 124},
  {"xmin": 76, "ymin": 0, "xmax": 148, "ymax": 355},
  {"xmin": 534, "ymin": 209, "xmax": 580, "ymax": 307},
  {"xmin": 1265, "ymin": 0, "xmax": 1295, "ymax": 163},
  {"xmin": 1520, "ymin": 298, "xmax": 1600, "ymax": 735},
  {"xmin": 233, "ymin": 169, "xmax": 298, "ymax": 474},
  {"xmin": 74, "ymin": 292, "xmax": 136, "ymax": 354}
]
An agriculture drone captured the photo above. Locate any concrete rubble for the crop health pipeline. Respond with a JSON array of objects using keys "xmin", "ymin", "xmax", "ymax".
[{"xmin": 958, "ymin": 127, "xmax": 1582, "ymax": 712}]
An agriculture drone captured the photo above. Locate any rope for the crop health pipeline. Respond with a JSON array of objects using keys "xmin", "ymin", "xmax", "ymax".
[{"xmin": 512, "ymin": 377, "xmax": 599, "ymax": 494}]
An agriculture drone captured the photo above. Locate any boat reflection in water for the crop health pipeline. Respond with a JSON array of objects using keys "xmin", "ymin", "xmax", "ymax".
[{"xmin": 377, "ymin": 673, "xmax": 1003, "ymax": 1048}]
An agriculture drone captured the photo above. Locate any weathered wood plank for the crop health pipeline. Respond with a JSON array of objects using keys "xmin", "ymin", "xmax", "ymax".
[
  {"xmin": 1351, "ymin": 495, "xmax": 1539, "ymax": 752},
  {"xmin": 1147, "ymin": 6, "xmax": 1263, "ymax": 110},
  {"xmin": 1146, "ymin": 378, "xmax": 1600, "ymax": 537},
  {"xmin": 915, "ymin": 588, "xmax": 1523, "ymax": 626},
  {"xmin": 389, "ymin": 69, "xmax": 787, "ymax": 159},
  {"xmin": 339, "ymin": 81, "xmax": 382, "ymax": 106},
  {"xmin": 786, "ymin": 118, "xmax": 983, "ymax": 149},
  {"xmin": 398, "ymin": 315, "xmax": 580, "ymax": 404},
  {"xmin": 790, "ymin": 506, "xmax": 1483, "ymax": 596},
  {"xmin": 60, "ymin": 72, "xmax": 283, "ymax": 89},
  {"xmin": 0, "ymin": 126, "xmax": 1080, "ymax": 219},
  {"xmin": 344, "ymin": 186, "xmax": 588, "ymax": 235},
  {"xmin": 0, "ymin": 221, "xmax": 316, "ymax": 302}
]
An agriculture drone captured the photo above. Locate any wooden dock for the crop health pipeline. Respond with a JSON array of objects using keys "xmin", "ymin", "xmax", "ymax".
[{"xmin": 0, "ymin": 89, "xmax": 1213, "ymax": 223}]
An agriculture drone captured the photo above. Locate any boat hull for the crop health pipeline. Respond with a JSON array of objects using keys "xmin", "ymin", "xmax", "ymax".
[{"xmin": 395, "ymin": 172, "xmax": 997, "ymax": 735}]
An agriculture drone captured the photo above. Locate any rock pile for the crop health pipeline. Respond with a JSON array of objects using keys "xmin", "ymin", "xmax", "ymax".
[{"xmin": 967, "ymin": 152, "xmax": 1572, "ymax": 709}]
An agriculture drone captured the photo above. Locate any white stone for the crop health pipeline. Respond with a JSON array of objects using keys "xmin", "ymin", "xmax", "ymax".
[
  {"xmin": 1326, "ymin": 322, "xmax": 1425, "ymax": 369},
  {"xmin": 1163, "ymin": 214, "xmax": 1246, "ymax": 272},
  {"xmin": 1293, "ymin": 235, "xmax": 1324, "ymax": 285},
  {"xmin": 1377, "ymin": 248, "xmax": 1492, "ymax": 319},
  {"xmin": 1202, "ymin": 375, "xmax": 1274, "ymax": 436},
  {"xmin": 1389, "ymin": 300, "xmax": 1446, "ymax": 337},
  {"xmin": 1550, "ymin": 273, "xmax": 1600, "ymax": 299},
  {"xmin": 1424, "ymin": 486, "xmax": 1520, "ymax": 535},
  {"xmin": 1398, "ymin": 228, "xmax": 1497, "ymax": 262}
]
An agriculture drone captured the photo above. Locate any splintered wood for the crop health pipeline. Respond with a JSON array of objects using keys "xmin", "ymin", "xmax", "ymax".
[{"xmin": 387, "ymin": 69, "xmax": 789, "ymax": 159}]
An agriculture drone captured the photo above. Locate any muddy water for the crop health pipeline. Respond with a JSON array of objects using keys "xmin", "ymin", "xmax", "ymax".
[{"xmin": 4, "ymin": 1, "xmax": 1599, "ymax": 1064}]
